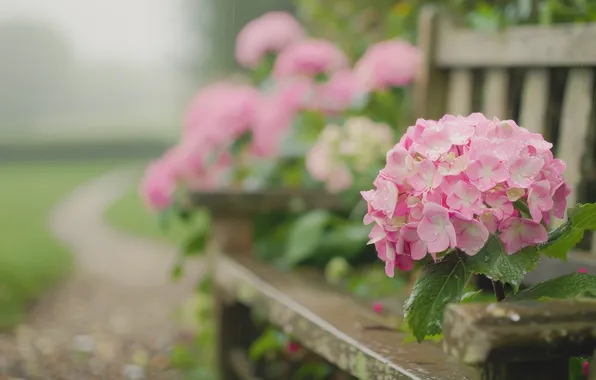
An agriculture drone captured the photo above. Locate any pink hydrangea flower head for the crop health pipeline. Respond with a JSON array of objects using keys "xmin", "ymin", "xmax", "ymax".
[
  {"xmin": 140, "ymin": 159, "xmax": 177, "ymax": 211},
  {"xmin": 183, "ymin": 82, "xmax": 260, "ymax": 147},
  {"xmin": 235, "ymin": 11, "xmax": 305, "ymax": 68},
  {"xmin": 314, "ymin": 70, "xmax": 363, "ymax": 114},
  {"xmin": 251, "ymin": 91, "xmax": 297, "ymax": 158},
  {"xmin": 354, "ymin": 39, "xmax": 421, "ymax": 91},
  {"xmin": 361, "ymin": 113, "xmax": 572, "ymax": 277},
  {"xmin": 273, "ymin": 39, "xmax": 349, "ymax": 79}
]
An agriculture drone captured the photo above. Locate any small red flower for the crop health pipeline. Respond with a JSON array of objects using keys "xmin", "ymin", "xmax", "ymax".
[
  {"xmin": 372, "ymin": 302, "xmax": 384, "ymax": 314},
  {"xmin": 583, "ymin": 361, "xmax": 589, "ymax": 377},
  {"xmin": 286, "ymin": 341, "xmax": 299, "ymax": 354},
  {"xmin": 579, "ymin": 268, "xmax": 588, "ymax": 274}
]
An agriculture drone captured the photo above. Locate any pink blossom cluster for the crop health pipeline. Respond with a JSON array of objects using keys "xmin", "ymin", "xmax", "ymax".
[
  {"xmin": 306, "ymin": 117, "xmax": 394, "ymax": 193},
  {"xmin": 362, "ymin": 113, "xmax": 572, "ymax": 277},
  {"xmin": 141, "ymin": 11, "xmax": 423, "ymax": 212},
  {"xmin": 235, "ymin": 12, "xmax": 421, "ymax": 114}
]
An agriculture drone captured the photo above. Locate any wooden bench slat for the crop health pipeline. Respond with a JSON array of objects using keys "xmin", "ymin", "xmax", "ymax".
[
  {"xmin": 483, "ymin": 69, "xmax": 509, "ymax": 119},
  {"xmin": 447, "ymin": 69, "xmax": 473, "ymax": 116},
  {"xmin": 553, "ymin": 68, "xmax": 594, "ymax": 228},
  {"xmin": 444, "ymin": 300, "xmax": 596, "ymax": 364},
  {"xmin": 214, "ymin": 253, "xmax": 477, "ymax": 380},
  {"xmin": 519, "ymin": 69, "xmax": 549, "ymax": 134},
  {"xmin": 435, "ymin": 22, "xmax": 596, "ymax": 68},
  {"xmin": 414, "ymin": 6, "xmax": 448, "ymax": 120}
]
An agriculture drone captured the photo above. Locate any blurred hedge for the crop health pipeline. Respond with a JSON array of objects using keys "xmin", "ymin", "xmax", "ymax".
[{"xmin": 294, "ymin": 0, "xmax": 596, "ymax": 60}]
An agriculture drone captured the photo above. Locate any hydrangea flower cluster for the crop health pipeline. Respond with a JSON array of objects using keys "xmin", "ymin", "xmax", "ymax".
[
  {"xmin": 362, "ymin": 113, "xmax": 572, "ymax": 277},
  {"xmin": 140, "ymin": 11, "xmax": 422, "ymax": 212},
  {"xmin": 306, "ymin": 117, "xmax": 394, "ymax": 193}
]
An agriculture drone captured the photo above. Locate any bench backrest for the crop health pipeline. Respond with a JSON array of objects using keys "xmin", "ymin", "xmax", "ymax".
[{"xmin": 414, "ymin": 7, "xmax": 596, "ymax": 284}]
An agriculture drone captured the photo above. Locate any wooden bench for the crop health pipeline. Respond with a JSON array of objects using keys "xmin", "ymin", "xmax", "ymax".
[{"xmin": 197, "ymin": 6, "xmax": 596, "ymax": 380}]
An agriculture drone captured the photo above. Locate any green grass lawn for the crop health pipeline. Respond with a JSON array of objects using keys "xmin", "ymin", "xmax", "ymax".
[
  {"xmin": 104, "ymin": 186, "xmax": 189, "ymax": 244},
  {"xmin": 0, "ymin": 160, "xmax": 124, "ymax": 329}
]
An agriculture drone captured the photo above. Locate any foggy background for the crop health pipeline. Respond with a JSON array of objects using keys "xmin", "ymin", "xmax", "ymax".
[{"xmin": 0, "ymin": 0, "xmax": 292, "ymax": 147}]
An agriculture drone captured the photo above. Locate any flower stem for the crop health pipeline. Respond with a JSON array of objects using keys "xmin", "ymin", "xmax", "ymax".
[{"xmin": 492, "ymin": 280, "xmax": 506, "ymax": 302}]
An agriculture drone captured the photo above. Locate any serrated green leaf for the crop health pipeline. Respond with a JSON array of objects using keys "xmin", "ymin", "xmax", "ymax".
[
  {"xmin": 283, "ymin": 210, "xmax": 332, "ymax": 267},
  {"xmin": 537, "ymin": 203, "xmax": 596, "ymax": 259},
  {"xmin": 569, "ymin": 203, "xmax": 596, "ymax": 229},
  {"xmin": 459, "ymin": 290, "xmax": 484, "ymax": 303},
  {"xmin": 465, "ymin": 234, "xmax": 540, "ymax": 289},
  {"xmin": 506, "ymin": 273, "xmax": 596, "ymax": 302},
  {"xmin": 404, "ymin": 254, "xmax": 472, "ymax": 342}
]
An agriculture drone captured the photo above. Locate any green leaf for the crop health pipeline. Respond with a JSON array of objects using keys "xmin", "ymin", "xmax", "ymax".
[
  {"xmin": 182, "ymin": 230, "xmax": 208, "ymax": 256},
  {"xmin": 283, "ymin": 210, "xmax": 332, "ymax": 267},
  {"xmin": 404, "ymin": 254, "xmax": 472, "ymax": 342},
  {"xmin": 465, "ymin": 234, "xmax": 540, "ymax": 289},
  {"xmin": 459, "ymin": 289, "xmax": 483, "ymax": 303},
  {"xmin": 506, "ymin": 273, "xmax": 596, "ymax": 302},
  {"xmin": 538, "ymin": 203, "xmax": 596, "ymax": 259},
  {"xmin": 317, "ymin": 223, "xmax": 370, "ymax": 260},
  {"xmin": 248, "ymin": 328, "xmax": 287, "ymax": 361},
  {"xmin": 569, "ymin": 203, "xmax": 596, "ymax": 229}
]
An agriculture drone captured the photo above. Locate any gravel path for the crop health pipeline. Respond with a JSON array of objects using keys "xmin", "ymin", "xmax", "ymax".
[{"xmin": 0, "ymin": 169, "xmax": 204, "ymax": 379}]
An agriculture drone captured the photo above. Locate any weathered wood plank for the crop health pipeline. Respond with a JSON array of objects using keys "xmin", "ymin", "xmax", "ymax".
[
  {"xmin": 413, "ymin": 6, "xmax": 448, "ymax": 120},
  {"xmin": 447, "ymin": 69, "xmax": 473, "ymax": 116},
  {"xmin": 443, "ymin": 300, "xmax": 596, "ymax": 380},
  {"xmin": 214, "ymin": 253, "xmax": 477, "ymax": 380},
  {"xmin": 483, "ymin": 69, "xmax": 509, "ymax": 119},
  {"xmin": 435, "ymin": 22, "xmax": 596, "ymax": 68},
  {"xmin": 554, "ymin": 69, "xmax": 594, "ymax": 227},
  {"xmin": 519, "ymin": 69, "xmax": 549, "ymax": 134}
]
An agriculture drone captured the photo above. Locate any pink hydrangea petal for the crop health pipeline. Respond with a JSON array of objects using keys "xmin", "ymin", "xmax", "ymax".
[{"xmin": 451, "ymin": 214, "xmax": 489, "ymax": 256}]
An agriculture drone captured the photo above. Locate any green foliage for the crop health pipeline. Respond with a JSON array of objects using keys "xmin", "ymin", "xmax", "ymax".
[
  {"xmin": 404, "ymin": 254, "xmax": 472, "ymax": 342},
  {"xmin": 283, "ymin": 210, "xmax": 333, "ymax": 267},
  {"xmin": 569, "ymin": 357, "xmax": 591, "ymax": 380},
  {"xmin": 317, "ymin": 223, "xmax": 370, "ymax": 261},
  {"xmin": 346, "ymin": 266, "xmax": 408, "ymax": 298},
  {"xmin": 249, "ymin": 327, "xmax": 288, "ymax": 361},
  {"xmin": 465, "ymin": 234, "xmax": 541, "ymax": 289},
  {"xmin": 524, "ymin": 203, "xmax": 596, "ymax": 261},
  {"xmin": 506, "ymin": 273, "xmax": 596, "ymax": 302},
  {"xmin": 105, "ymin": 187, "xmax": 189, "ymax": 244},
  {"xmin": 324, "ymin": 257, "xmax": 352, "ymax": 285}
]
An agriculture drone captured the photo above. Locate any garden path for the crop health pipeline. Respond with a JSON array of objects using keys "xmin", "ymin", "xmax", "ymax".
[{"xmin": 0, "ymin": 169, "xmax": 204, "ymax": 379}]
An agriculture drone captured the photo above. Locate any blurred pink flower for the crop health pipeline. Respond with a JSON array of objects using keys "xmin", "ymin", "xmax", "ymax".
[
  {"xmin": 251, "ymin": 96, "xmax": 294, "ymax": 158},
  {"xmin": 235, "ymin": 11, "xmax": 305, "ymax": 68},
  {"xmin": 372, "ymin": 302, "xmax": 384, "ymax": 314},
  {"xmin": 579, "ymin": 268, "xmax": 588, "ymax": 274},
  {"xmin": 183, "ymin": 82, "xmax": 260, "ymax": 147},
  {"xmin": 140, "ymin": 160, "xmax": 177, "ymax": 212},
  {"xmin": 314, "ymin": 70, "xmax": 362, "ymax": 113},
  {"xmin": 354, "ymin": 39, "xmax": 421, "ymax": 90},
  {"xmin": 273, "ymin": 39, "xmax": 348, "ymax": 79}
]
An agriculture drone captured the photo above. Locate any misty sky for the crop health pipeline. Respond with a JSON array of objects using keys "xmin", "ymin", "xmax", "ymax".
[{"xmin": 0, "ymin": 0, "xmax": 190, "ymax": 66}]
